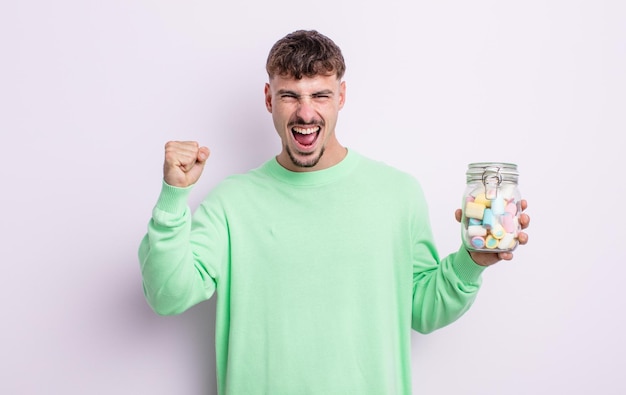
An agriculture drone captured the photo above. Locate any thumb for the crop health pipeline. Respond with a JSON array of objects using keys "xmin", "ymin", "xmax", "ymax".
[
  {"xmin": 197, "ymin": 146, "xmax": 210, "ymax": 164},
  {"xmin": 185, "ymin": 146, "xmax": 210, "ymax": 185},
  {"xmin": 455, "ymin": 208, "xmax": 462, "ymax": 223}
]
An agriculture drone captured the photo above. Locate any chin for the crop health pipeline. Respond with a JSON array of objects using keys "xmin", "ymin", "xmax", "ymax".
[{"xmin": 287, "ymin": 147, "xmax": 325, "ymax": 169}]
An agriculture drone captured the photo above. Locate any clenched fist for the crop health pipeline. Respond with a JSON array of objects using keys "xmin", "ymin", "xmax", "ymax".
[{"xmin": 163, "ymin": 141, "xmax": 210, "ymax": 187}]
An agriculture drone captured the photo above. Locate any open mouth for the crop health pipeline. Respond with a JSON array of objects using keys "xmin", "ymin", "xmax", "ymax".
[{"xmin": 291, "ymin": 126, "xmax": 321, "ymax": 148}]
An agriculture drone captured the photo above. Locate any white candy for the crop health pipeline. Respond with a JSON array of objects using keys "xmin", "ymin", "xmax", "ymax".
[
  {"xmin": 498, "ymin": 233, "xmax": 516, "ymax": 249},
  {"xmin": 467, "ymin": 225, "xmax": 487, "ymax": 237},
  {"xmin": 498, "ymin": 184, "xmax": 516, "ymax": 200}
]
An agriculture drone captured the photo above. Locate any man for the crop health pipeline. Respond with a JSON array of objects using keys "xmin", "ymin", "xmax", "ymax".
[{"xmin": 139, "ymin": 30, "xmax": 530, "ymax": 394}]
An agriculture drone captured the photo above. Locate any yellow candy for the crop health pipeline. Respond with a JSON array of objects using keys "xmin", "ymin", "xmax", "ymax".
[
  {"xmin": 490, "ymin": 224, "xmax": 505, "ymax": 239},
  {"xmin": 485, "ymin": 235, "xmax": 499, "ymax": 249},
  {"xmin": 474, "ymin": 193, "xmax": 491, "ymax": 208},
  {"xmin": 465, "ymin": 201, "xmax": 486, "ymax": 220}
]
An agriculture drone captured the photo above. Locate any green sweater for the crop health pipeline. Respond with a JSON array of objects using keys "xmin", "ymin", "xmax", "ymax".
[{"xmin": 139, "ymin": 150, "xmax": 485, "ymax": 394}]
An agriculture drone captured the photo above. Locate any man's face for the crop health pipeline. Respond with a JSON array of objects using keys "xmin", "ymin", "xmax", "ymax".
[{"xmin": 265, "ymin": 74, "xmax": 346, "ymax": 172}]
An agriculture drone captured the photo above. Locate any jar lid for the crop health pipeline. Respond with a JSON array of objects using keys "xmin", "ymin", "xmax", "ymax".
[{"xmin": 466, "ymin": 162, "xmax": 519, "ymax": 183}]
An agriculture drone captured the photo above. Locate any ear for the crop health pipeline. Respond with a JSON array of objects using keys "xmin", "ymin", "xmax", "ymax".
[
  {"xmin": 264, "ymin": 83, "xmax": 272, "ymax": 113},
  {"xmin": 338, "ymin": 81, "xmax": 346, "ymax": 110}
]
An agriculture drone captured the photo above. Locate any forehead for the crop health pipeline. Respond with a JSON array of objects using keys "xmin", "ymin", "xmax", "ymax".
[{"xmin": 269, "ymin": 74, "xmax": 341, "ymax": 93}]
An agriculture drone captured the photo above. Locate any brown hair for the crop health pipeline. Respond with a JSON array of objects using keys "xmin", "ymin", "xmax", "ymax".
[{"xmin": 266, "ymin": 30, "xmax": 346, "ymax": 80}]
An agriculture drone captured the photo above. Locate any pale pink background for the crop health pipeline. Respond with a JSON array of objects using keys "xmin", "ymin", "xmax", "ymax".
[{"xmin": 2, "ymin": 0, "xmax": 624, "ymax": 394}]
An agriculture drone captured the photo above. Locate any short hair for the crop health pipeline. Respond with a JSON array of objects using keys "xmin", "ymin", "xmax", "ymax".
[{"xmin": 266, "ymin": 30, "xmax": 346, "ymax": 80}]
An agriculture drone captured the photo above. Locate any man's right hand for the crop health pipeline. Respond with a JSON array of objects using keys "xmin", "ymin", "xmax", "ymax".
[{"xmin": 163, "ymin": 141, "xmax": 210, "ymax": 187}]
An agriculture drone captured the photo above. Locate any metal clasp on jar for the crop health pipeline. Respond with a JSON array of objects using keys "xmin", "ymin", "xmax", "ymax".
[{"xmin": 482, "ymin": 166, "xmax": 502, "ymax": 199}]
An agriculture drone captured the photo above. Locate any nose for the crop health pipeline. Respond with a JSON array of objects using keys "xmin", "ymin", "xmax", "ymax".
[{"xmin": 295, "ymin": 97, "xmax": 317, "ymax": 123}]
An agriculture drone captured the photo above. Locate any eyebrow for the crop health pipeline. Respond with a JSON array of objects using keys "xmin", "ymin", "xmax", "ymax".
[{"xmin": 277, "ymin": 89, "xmax": 335, "ymax": 97}]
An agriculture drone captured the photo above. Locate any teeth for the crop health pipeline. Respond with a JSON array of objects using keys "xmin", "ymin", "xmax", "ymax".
[{"xmin": 293, "ymin": 127, "xmax": 318, "ymax": 135}]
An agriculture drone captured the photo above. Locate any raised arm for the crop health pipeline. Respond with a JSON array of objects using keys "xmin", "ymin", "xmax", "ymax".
[{"xmin": 138, "ymin": 141, "xmax": 218, "ymax": 315}]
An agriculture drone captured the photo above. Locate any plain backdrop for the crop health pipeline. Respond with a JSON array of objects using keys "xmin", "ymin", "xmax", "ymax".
[{"xmin": 2, "ymin": 0, "xmax": 625, "ymax": 394}]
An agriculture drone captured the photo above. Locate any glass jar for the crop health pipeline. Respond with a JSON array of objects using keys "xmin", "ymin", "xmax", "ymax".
[{"xmin": 461, "ymin": 162, "xmax": 521, "ymax": 252}]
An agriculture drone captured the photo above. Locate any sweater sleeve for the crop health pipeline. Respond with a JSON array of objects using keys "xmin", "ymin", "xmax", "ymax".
[
  {"xmin": 410, "ymin": 181, "xmax": 486, "ymax": 334},
  {"xmin": 138, "ymin": 181, "xmax": 223, "ymax": 316}
]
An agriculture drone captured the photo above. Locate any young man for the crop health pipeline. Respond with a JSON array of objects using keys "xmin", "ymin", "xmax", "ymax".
[{"xmin": 139, "ymin": 30, "xmax": 530, "ymax": 395}]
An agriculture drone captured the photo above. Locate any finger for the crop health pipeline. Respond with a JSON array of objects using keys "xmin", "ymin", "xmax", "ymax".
[
  {"xmin": 179, "ymin": 141, "xmax": 201, "ymax": 161},
  {"xmin": 165, "ymin": 140, "xmax": 198, "ymax": 153},
  {"xmin": 197, "ymin": 146, "xmax": 211, "ymax": 163},
  {"xmin": 517, "ymin": 231, "xmax": 529, "ymax": 245},
  {"xmin": 498, "ymin": 252, "xmax": 514, "ymax": 261},
  {"xmin": 165, "ymin": 141, "xmax": 200, "ymax": 169},
  {"xmin": 519, "ymin": 213, "xmax": 530, "ymax": 229},
  {"xmin": 455, "ymin": 209, "xmax": 462, "ymax": 223},
  {"xmin": 520, "ymin": 199, "xmax": 528, "ymax": 211}
]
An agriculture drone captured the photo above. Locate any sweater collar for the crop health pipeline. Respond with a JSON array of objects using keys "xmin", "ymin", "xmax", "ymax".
[{"xmin": 263, "ymin": 149, "xmax": 360, "ymax": 186}]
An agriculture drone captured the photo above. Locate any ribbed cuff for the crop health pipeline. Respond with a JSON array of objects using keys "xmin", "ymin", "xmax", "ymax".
[
  {"xmin": 452, "ymin": 246, "xmax": 486, "ymax": 285},
  {"xmin": 154, "ymin": 180, "xmax": 194, "ymax": 216}
]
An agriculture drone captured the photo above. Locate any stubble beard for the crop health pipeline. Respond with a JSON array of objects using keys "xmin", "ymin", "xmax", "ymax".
[{"xmin": 286, "ymin": 145, "xmax": 325, "ymax": 169}]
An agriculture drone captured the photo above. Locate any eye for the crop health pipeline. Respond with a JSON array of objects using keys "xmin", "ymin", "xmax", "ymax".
[
  {"xmin": 311, "ymin": 94, "xmax": 332, "ymax": 102},
  {"xmin": 280, "ymin": 93, "xmax": 299, "ymax": 103}
]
